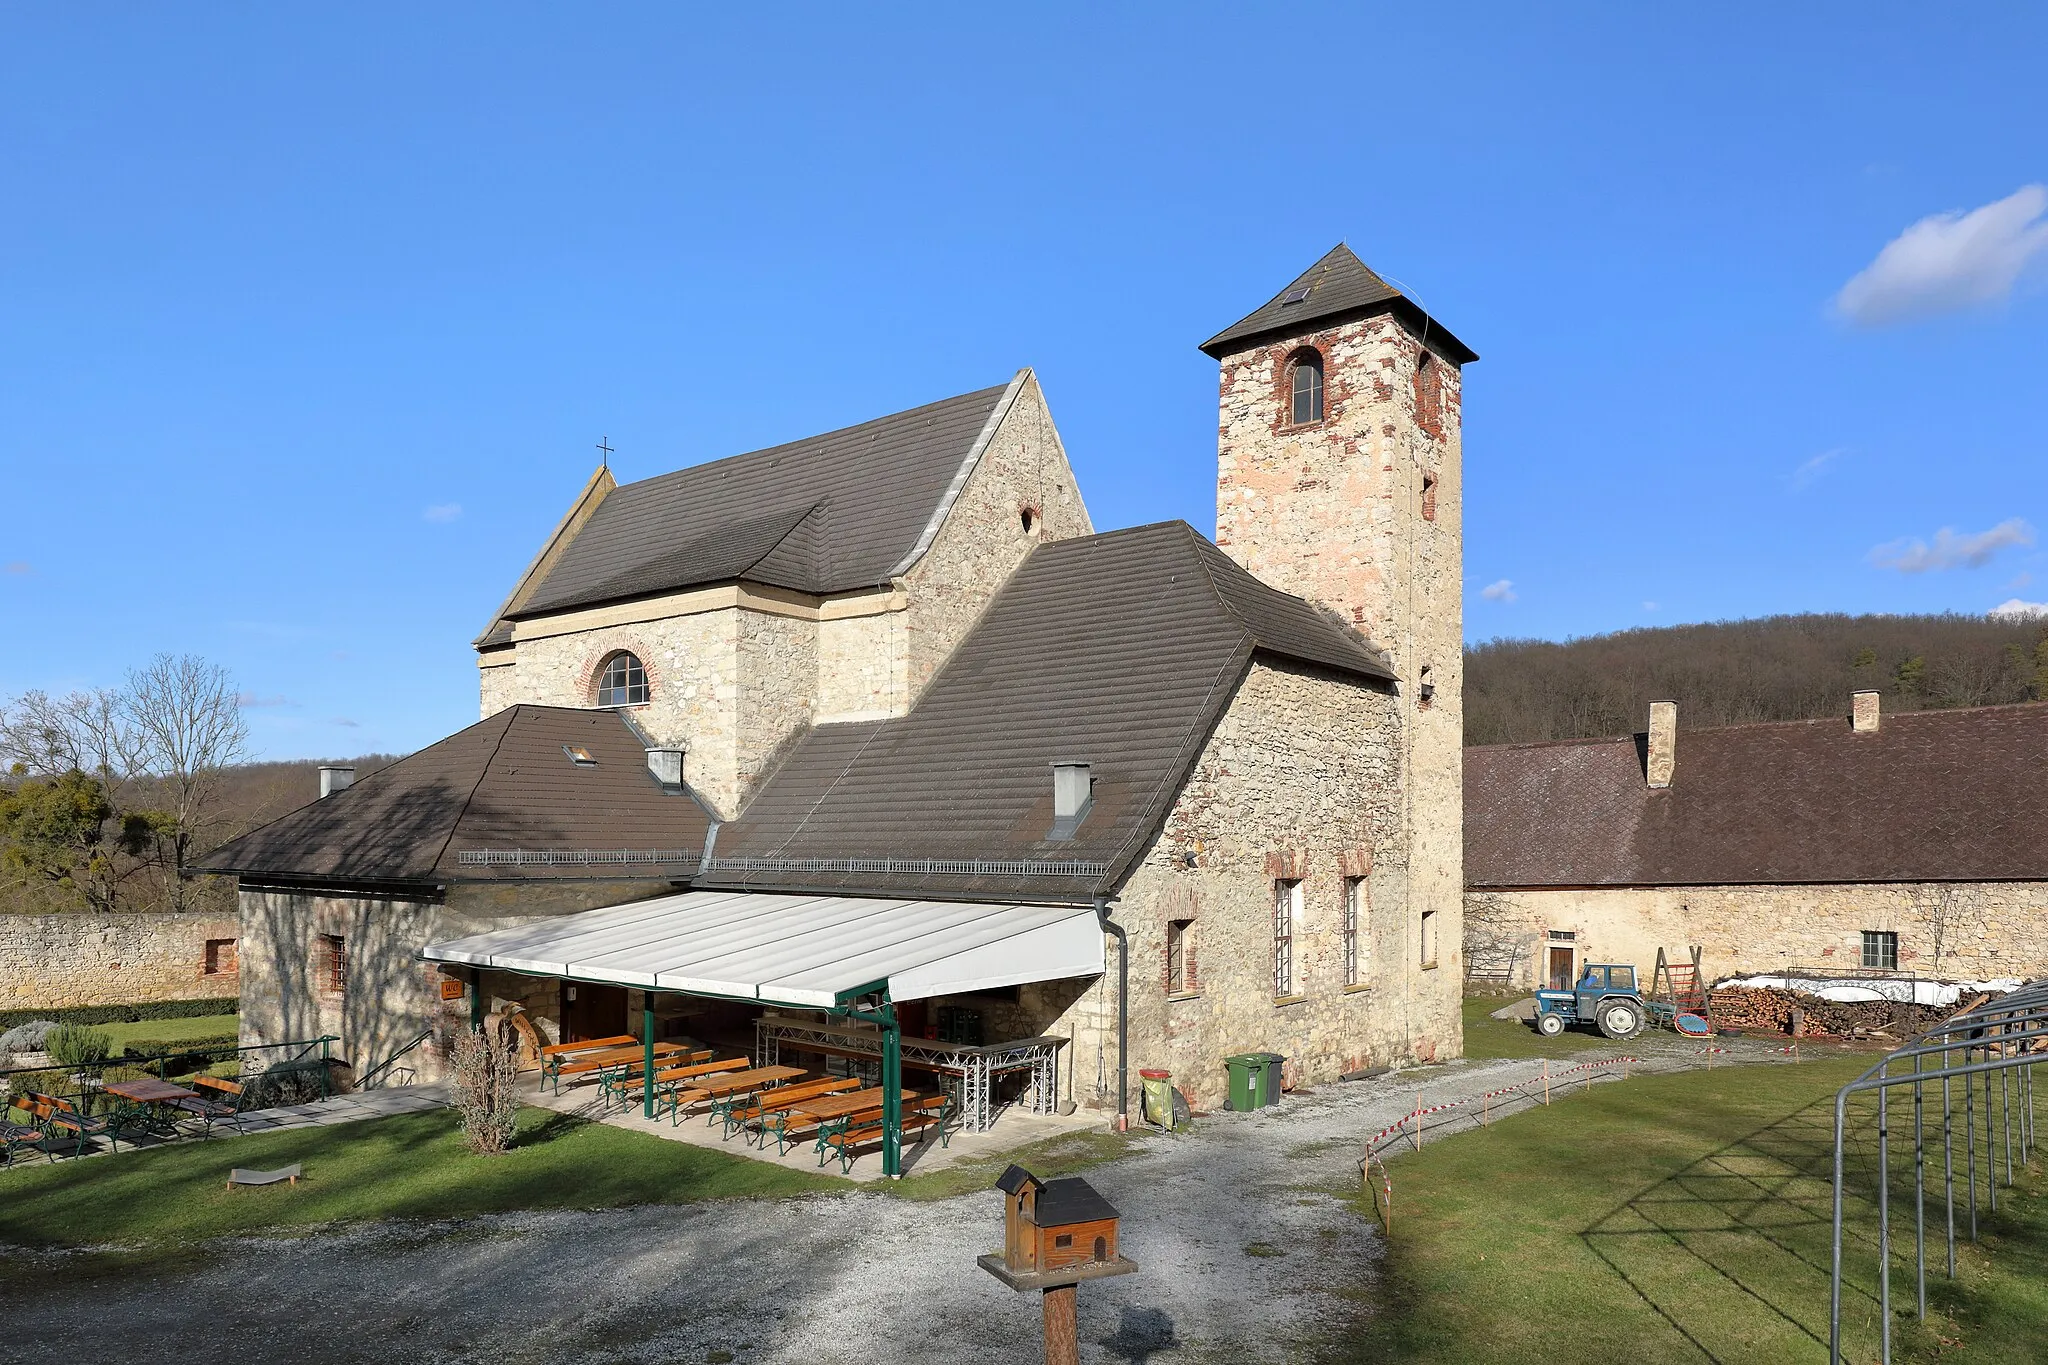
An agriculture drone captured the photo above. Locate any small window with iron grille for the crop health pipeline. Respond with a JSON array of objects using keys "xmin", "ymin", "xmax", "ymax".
[
  {"xmin": 1167, "ymin": 918, "xmax": 1197, "ymax": 995},
  {"xmin": 1274, "ymin": 879, "xmax": 1301, "ymax": 997},
  {"xmin": 1341, "ymin": 877, "xmax": 1366, "ymax": 987},
  {"xmin": 319, "ymin": 934, "xmax": 347, "ymax": 996},
  {"xmin": 1862, "ymin": 930, "xmax": 1899, "ymax": 971}
]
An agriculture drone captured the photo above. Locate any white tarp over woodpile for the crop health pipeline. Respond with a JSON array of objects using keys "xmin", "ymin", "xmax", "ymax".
[
  {"xmin": 422, "ymin": 889, "xmax": 1103, "ymax": 1006},
  {"xmin": 1716, "ymin": 974, "xmax": 2027, "ymax": 1007}
]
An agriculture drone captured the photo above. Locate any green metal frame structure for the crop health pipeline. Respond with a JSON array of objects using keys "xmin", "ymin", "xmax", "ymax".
[{"xmin": 462, "ymin": 965, "xmax": 909, "ymax": 1173}]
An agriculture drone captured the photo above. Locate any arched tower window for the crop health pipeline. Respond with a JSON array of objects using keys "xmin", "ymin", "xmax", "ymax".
[
  {"xmin": 594, "ymin": 651, "xmax": 649, "ymax": 707},
  {"xmin": 1289, "ymin": 349, "xmax": 1325, "ymax": 425},
  {"xmin": 1414, "ymin": 348, "xmax": 1443, "ymax": 441}
]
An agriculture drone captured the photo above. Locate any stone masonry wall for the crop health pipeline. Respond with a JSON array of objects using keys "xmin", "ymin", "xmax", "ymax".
[
  {"xmin": 236, "ymin": 880, "xmax": 664, "ymax": 1082},
  {"xmin": 735, "ymin": 607, "xmax": 819, "ymax": 804},
  {"xmin": 1467, "ymin": 882, "xmax": 2048, "ymax": 993},
  {"xmin": 1040, "ymin": 661, "xmax": 1459, "ymax": 1113},
  {"xmin": 0, "ymin": 913, "xmax": 242, "ymax": 1012},
  {"xmin": 817, "ymin": 607, "xmax": 908, "ymax": 722},
  {"xmin": 903, "ymin": 372, "xmax": 1093, "ymax": 700}
]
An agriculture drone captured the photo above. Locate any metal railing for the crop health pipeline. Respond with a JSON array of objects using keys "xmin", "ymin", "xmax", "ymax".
[
  {"xmin": 356, "ymin": 1028, "xmax": 436, "ymax": 1090},
  {"xmin": 0, "ymin": 1034, "xmax": 344, "ymax": 1114},
  {"xmin": 1828, "ymin": 979, "xmax": 2045, "ymax": 1364},
  {"xmin": 453, "ymin": 849, "xmax": 1110, "ymax": 878}
]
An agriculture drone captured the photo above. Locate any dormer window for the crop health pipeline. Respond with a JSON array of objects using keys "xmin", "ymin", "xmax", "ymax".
[
  {"xmin": 595, "ymin": 651, "xmax": 649, "ymax": 707},
  {"xmin": 1289, "ymin": 350, "xmax": 1324, "ymax": 425}
]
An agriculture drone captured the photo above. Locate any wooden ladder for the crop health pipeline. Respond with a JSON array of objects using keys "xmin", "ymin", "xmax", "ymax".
[{"xmin": 1653, "ymin": 946, "xmax": 1708, "ymax": 1014}]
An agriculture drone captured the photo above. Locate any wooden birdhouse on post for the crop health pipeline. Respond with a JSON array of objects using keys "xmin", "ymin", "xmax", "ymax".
[{"xmin": 979, "ymin": 1165, "xmax": 1136, "ymax": 1365}]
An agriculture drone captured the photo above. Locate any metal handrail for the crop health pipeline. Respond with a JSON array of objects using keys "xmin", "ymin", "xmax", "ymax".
[{"xmin": 356, "ymin": 1028, "xmax": 436, "ymax": 1091}]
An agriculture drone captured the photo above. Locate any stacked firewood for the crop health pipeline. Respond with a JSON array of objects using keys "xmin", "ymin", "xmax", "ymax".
[{"xmin": 1707, "ymin": 987, "xmax": 1985, "ymax": 1038}]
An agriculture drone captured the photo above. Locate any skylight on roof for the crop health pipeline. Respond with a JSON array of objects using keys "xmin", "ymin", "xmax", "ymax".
[
  {"xmin": 563, "ymin": 744, "xmax": 597, "ymax": 767},
  {"xmin": 1280, "ymin": 286, "xmax": 1312, "ymax": 305}
]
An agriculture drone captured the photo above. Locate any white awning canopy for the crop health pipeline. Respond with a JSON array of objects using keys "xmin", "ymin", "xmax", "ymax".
[{"xmin": 421, "ymin": 889, "xmax": 1105, "ymax": 1007}]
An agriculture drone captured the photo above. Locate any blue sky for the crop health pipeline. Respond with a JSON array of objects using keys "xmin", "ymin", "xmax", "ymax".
[{"xmin": 3, "ymin": 5, "xmax": 2044, "ymax": 760}]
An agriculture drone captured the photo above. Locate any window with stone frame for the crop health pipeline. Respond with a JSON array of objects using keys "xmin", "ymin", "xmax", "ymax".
[
  {"xmin": 1341, "ymin": 877, "xmax": 1366, "ymax": 987},
  {"xmin": 1862, "ymin": 930, "xmax": 1899, "ymax": 971},
  {"xmin": 202, "ymin": 937, "xmax": 238, "ymax": 976},
  {"xmin": 1166, "ymin": 917, "xmax": 1197, "ymax": 995},
  {"xmin": 594, "ymin": 651, "xmax": 650, "ymax": 707},
  {"xmin": 318, "ymin": 933, "xmax": 348, "ymax": 996},
  {"xmin": 1273, "ymin": 879, "xmax": 1302, "ymax": 997},
  {"xmin": 1288, "ymin": 349, "xmax": 1325, "ymax": 425},
  {"xmin": 1419, "ymin": 909, "xmax": 1439, "ymax": 969}
]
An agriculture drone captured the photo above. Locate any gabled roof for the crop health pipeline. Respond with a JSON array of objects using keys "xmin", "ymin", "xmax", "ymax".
[
  {"xmin": 499, "ymin": 377, "xmax": 1023, "ymax": 623},
  {"xmin": 1034, "ymin": 1176, "xmax": 1120, "ymax": 1225},
  {"xmin": 1200, "ymin": 243, "xmax": 1477, "ymax": 364},
  {"xmin": 196, "ymin": 706, "xmax": 713, "ymax": 887},
  {"xmin": 995, "ymin": 1165, "xmax": 1040, "ymax": 1195},
  {"xmin": 710, "ymin": 521, "xmax": 1395, "ymax": 899},
  {"xmin": 1466, "ymin": 701, "xmax": 2048, "ymax": 888}
]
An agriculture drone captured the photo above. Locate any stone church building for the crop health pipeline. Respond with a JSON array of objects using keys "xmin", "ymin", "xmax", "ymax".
[{"xmin": 200, "ymin": 244, "xmax": 1473, "ymax": 1120}]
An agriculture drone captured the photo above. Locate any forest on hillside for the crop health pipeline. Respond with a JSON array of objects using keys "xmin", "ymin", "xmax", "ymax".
[{"xmin": 1465, "ymin": 612, "xmax": 2048, "ymax": 746}]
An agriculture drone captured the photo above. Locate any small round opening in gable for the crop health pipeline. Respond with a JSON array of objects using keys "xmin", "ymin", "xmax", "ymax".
[{"xmin": 1020, "ymin": 506, "xmax": 1041, "ymax": 537}]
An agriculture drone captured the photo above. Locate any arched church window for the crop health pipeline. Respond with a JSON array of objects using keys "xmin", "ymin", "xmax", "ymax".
[
  {"xmin": 1290, "ymin": 350, "xmax": 1324, "ymax": 425},
  {"xmin": 594, "ymin": 651, "xmax": 649, "ymax": 707}
]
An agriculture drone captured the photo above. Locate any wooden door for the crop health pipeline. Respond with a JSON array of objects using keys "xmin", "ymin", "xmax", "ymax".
[
  {"xmin": 562, "ymin": 982, "xmax": 628, "ymax": 1043},
  {"xmin": 1547, "ymin": 946, "xmax": 1574, "ymax": 991}
]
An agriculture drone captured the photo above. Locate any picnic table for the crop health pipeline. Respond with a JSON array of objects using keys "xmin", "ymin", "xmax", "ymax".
[
  {"xmin": 620, "ymin": 1056, "xmax": 753, "ymax": 1118},
  {"xmin": 670, "ymin": 1065, "xmax": 804, "ymax": 1126},
  {"xmin": 724, "ymin": 1076, "xmax": 860, "ymax": 1145},
  {"xmin": 104, "ymin": 1078, "xmax": 203, "ymax": 1106},
  {"xmin": 548, "ymin": 1040, "xmax": 690, "ymax": 1093},
  {"xmin": 793, "ymin": 1089, "xmax": 947, "ymax": 1172}
]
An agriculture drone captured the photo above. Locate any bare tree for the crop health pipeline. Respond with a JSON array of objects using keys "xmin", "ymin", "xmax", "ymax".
[{"xmin": 123, "ymin": 654, "xmax": 248, "ymax": 911}]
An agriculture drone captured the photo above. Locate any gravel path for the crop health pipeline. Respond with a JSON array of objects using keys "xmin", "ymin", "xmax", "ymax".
[{"xmin": 0, "ymin": 1036, "xmax": 1803, "ymax": 1364}]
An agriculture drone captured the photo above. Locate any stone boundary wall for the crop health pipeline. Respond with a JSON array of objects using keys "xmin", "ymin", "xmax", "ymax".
[{"xmin": 0, "ymin": 913, "xmax": 241, "ymax": 1012}]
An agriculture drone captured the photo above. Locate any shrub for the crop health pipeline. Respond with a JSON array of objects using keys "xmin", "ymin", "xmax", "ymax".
[
  {"xmin": 46, "ymin": 1024, "xmax": 114, "ymax": 1069},
  {"xmin": 448, "ymin": 1026, "xmax": 520, "ymax": 1155},
  {"xmin": 0, "ymin": 997, "xmax": 240, "ymax": 1031},
  {"xmin": 0, "ymin": 1021, "xmax": 57, "ymax": 1054},
  {"xmin": 120, "ymin": 1032, "xmax": 240, "ymax": 1060}
]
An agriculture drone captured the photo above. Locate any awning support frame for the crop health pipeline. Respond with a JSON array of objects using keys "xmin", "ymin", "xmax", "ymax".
[{"xmin": 832, "ymin": 979, "xmax": 903, "ymax": 1178}]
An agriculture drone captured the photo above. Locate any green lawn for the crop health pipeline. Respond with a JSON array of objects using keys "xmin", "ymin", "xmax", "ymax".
[
  {"xmin": 1336, "ymin": 1054, "xmax": 2048, "ymax": 1364},
  {"xmin": 97, "ymin": 1014, "xmax": 242, "ymax": 1049},
  {"xmin": 0, "ymin": 1105, "xmax": 843, "ymax": 1249},
  {"xmin": 1461, "ymin": 993, "xmax": 1607, "ymax": 1060}
]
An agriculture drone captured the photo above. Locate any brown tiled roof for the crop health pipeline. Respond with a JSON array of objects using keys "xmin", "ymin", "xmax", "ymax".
[
  {"xmin": 196, "ymin": 706, "xmax": 712, "ymax": 886},
  {"xmin": 710, "ymin": 521, "xmax": 1395, "ymax": 899},
  {"xmin": 1466, "ymin": 702, "xmax": 2048, "ymax": 887},
  {"xmin": 1200, "ymin": 243, "xmax": 1478, "ymax": 363},
  {"xmin": 505, "ymin": 380, "xmax": 1017, "ymax": 620}
]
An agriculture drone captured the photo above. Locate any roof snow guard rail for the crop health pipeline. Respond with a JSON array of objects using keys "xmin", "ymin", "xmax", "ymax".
[
  {"xmin": 457, "ymin": 848, "xmax": 704, "ymax": 867},
  {"xmin": 454, "ymin": 850, "xmax": 1109, "ymax": 878}
]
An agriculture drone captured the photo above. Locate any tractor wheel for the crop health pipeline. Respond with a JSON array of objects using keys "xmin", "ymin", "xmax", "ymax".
[
  {"xmin": 1599, "ymin": 1000, "xmax": 1645, "ymax": 1040},
  {"xmin": 1535, "ymin": 1011, "xmax": 1566, "ymax": 1037}
]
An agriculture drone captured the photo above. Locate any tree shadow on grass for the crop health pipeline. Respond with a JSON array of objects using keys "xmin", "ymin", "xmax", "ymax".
[{"xmin": 511, "ymin": 1110, "xmax": 587, "ymax": 1149}]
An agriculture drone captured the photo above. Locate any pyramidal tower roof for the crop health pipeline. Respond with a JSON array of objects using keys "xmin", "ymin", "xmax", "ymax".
[{"xmin": 1200, "ymin": 243, "xmax": 1477, "ymax": 363}]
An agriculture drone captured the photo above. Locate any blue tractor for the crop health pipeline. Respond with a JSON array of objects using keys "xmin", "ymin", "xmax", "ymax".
[{"xmin": 1533, "ymin": 963, "xmax": 1648, "ymax": 1040}]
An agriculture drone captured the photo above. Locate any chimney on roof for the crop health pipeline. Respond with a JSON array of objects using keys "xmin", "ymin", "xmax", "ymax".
[
  {"xmin": 1852, "ymin": 690, "xmax": 1881, "ymax": 734},
  {"xmin": 1048, "ymin": 762, "xmax": 1094, "ymax": 840},
  {"xmin": 318, "ymin": 766, "xmax": 356, "ymax": 799},
  {"xmin": 646, "ymin": 747, "xmax": 686, "ymax": 792},
  {"xmin": 1646, "ymin": 702, "xmax": 1677, "ymax": 789}
]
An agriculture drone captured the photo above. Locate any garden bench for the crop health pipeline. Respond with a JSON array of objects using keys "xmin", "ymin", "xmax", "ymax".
[
  {"xmin": 537, "ymin": 1034, "xmax": 635, "ymax": 1089},
  {"xmin": 597, "ymin": 1049, "xmax": 712, "ymax": 1110},
  {"xmin": 817, "ymin": 1093, "xmax": 954, "ymax": 1173},
  {"xmin": 665, "ymin": 1065, "xmax": 804, "ymax": 1126},
  {"xmin": 726, "ymin": 1076, "xmax": 859, "ymax": 1144},
  {"xmin": 547, "ymin": 1041, "xmax": 688, "ymax": 1095},
  {"xmin": 172, "ymin": 1075, "xmax": 249, "ymax": 1138},
  {"xmin": 2, "ymin": 1098, "xmax": 46, "ymax": 1167},
  {"xmin": 611, "ymin": 1056, "xmax": 748, "ymax": 1116},
  {"xmin": 26, "ymin": 1092, "xmax": 115, "ymax": 1158}
]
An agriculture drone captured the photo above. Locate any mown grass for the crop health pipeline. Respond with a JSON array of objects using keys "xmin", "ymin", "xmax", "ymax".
[
  {"xmin": 891, "ymin": 1125, "xmax": 1132, "ymax": 1201},
  {"xmin": 1334, "ymin": 1054, "xmax": 2048, "ymax": 1364},
  {"xmin": 95, "ymin": 1014, "xmax": 242, "ymax": 1049},
  {"xmin": 0, "ymin": 1105, "xmax": 843, "ymax": 1250},
  {"xmin": 1461, "ymin": 994, "xmax": 1606, "ymax": 1060}
]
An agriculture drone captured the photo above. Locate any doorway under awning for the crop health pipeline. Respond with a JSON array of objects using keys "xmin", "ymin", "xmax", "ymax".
[{"xmin": 420, "ymin": 889, "xmax": 1105, "ymax": 1175}]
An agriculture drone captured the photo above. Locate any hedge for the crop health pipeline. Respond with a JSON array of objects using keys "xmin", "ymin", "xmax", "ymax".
[
  {"xmin": 0, "ymin": 997, "xmax": 240, "ymax": 1031},
  {"xmin": 120, "ymin": 1032, "xmax": 241, "ymax": 1061}
]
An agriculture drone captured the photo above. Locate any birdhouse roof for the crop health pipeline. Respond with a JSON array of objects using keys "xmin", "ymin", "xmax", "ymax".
[
  {"xmin": 1033, "ymin": 1177, "xmax": 1119, "ymax": 1226},
  {"xmin": 995, "ymin": 1164, "xmax": 1041, "ymax": 1196}
]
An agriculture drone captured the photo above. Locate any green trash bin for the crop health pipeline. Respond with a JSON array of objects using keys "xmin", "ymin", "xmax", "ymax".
[{"xmin": 1224, "ymin": 1053, "xmax": 1265, "ymax": 1111}]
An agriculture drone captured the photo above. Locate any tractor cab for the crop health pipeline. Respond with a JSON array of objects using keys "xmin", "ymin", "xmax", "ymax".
[{"xmin": 1533, "ymin": 962, "xmax": 1647, "ymax": 1040}]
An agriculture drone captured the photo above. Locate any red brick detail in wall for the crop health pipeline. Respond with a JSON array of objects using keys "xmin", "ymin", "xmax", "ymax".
[
  {"xmin": 201, "ymin": 937, "xmax": 238, "ymax": 978},
  {"xmin": 1421, "ymin": 470, "xmax": 1438, "ymax": 523},
  {"xmin": 1264, "ymin": 849, "xmax": 1307, "ymax": 880},
  {"xmin": 1337, "ymin": 846, "xmax": 1373, "ymax": 879},
  {"xmin": 579, "ymin": 640, "xmax": 661, "ymax": 708},
  {"xmin": 1414, "ymin": 349, "xmax": 1444, "ymax": 443},
  {"xmin": 1163, "ymin": 920, "xmax": 1199, "ymax": 994}
]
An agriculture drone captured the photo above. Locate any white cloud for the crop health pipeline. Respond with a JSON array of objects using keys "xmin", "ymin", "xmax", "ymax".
[
  {"xmin": 1480, "ymin": 579, "xmax": 1517, "ymax": 603},
  {"xmin": 1789, "ymin": 448, "xmax": 1844, "ymax": 492},
  {"xmin": 332, "ymin": 717, "xmax": 362, "ymax": 729},
  {"xmin": 1835, "ymin": 185, "xmax": 2048, "ymax": 326},
  {"xmin": 1642, "ymin": 601, "xmax": 1660, "ymax": 612},
  {"xmin": 1990, "ymin": 598, "xmax": 2048, "ymax": 621},
  {"xmin": 423, "ymin": 503, "xmax": 463, "ymax": 523},
  {"xmin": 235, "ymin": 692, "xmax": 293, "ymax": 709},
  {"xmin": 1870, "ymin": 519, "xmax": 2035, "ymax": 573}
]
